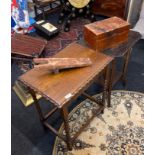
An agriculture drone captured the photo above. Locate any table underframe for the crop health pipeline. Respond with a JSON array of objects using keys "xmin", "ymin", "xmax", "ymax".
[{"xmin": 103, "ymin": 48, "xmax": 132, "ymax": 107}]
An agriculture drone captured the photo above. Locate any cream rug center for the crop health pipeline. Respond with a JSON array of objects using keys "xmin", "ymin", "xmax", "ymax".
[{"xmin": 53, "ymin": 91, "xmax": 144, "ymax": 155}]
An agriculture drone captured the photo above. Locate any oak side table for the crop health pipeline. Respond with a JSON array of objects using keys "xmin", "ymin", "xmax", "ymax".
[
  {"xmin": 79, "ymin": 30, "xmax": 141, "ymax": 107},
  {"xmin": 19, "ymin": 42, "xmax": 113, "ymax": 150},
  {"xmin": 103, "ymin": 30, "xmax": 141, "ymax": 106}
]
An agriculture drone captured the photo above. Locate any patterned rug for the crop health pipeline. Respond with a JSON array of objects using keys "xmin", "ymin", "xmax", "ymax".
[
  {"xmin": 44, "ymin": 18, "xmax": 90, "ymax": 57},
  {"xmin": 53, "ymin": 90, "xmax": 144, "ymax": 155}
]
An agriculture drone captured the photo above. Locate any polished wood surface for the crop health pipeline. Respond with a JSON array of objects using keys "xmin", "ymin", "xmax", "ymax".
[
  {"xmin": 19, "ymin": 42, "xmax": 113, "ymax": 108},
  {"xmin": 84, "ymin": 17, "xmax": 130, "ymax": 51},
  {"xmin": 92, "ymin": 0, "xmax": 126, "ymax": 18},
  {"xmin": 11, "ymin": 33, "xmax": 47, "ymax": 57},
  {"xmin": 103, "ymin": 30, "xmax": 141, "ymax": 57}
]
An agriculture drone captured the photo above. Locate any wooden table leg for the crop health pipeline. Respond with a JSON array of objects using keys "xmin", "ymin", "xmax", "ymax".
[
  {"xmin": 102, "ymin": 64, "xmax": 110, "ymax": 112},
  {"xmin": 122, "ymin": 48, "xmax": 132, "ymax": 86},
  {"xmin": 60, "ymin": 106, "xmax": 72, "ymax": 150},
  {"xmin": 107, "ymin": 60, "xmax": 116, "ymax": 108},
  {"xmin": 30, "ymin": 89, "xmax": 46, "ymax": 130}
]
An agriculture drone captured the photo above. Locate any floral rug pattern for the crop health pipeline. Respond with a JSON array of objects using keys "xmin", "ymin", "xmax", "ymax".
[{"xmin": 53, "ymin": 90, "xmax": 144, "ymax": 155}]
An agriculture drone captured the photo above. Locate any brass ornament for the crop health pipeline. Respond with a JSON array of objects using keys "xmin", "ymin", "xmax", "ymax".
[{"xmin": 68, "ymin": 0, "xmax": 91, "ymax": 8}]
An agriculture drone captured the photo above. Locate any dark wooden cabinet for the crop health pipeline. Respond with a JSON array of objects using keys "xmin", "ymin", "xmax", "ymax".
[{"xmin": 92, "ymin": 0, "xmax": 126, "ymax": 18}]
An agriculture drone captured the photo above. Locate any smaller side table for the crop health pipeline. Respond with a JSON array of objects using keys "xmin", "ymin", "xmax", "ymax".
[
  {"xmin": 102, "ymin": 30, "xmax": 141, "ymax": 85},
  {"xmin": 78, "ymin": 30, "xmax": 141, "ymax": 107},
  {"xmin": 103, "ymin": 30, "xmax": 141, "ymax": 106},
  {"xmin": 19, "ymin": 42, "xmax": 113, "ymax": 150}
]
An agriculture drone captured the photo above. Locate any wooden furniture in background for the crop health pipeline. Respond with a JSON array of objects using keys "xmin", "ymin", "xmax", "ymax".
[
  {"xmin": 84, "ymin": 17, "xmax": 130, "ymax": 52},
  {"xmin": 103, "ymin": 30, "xmax": 141, "ymax": 105},
  {"xmin": 32, "ymin": 0, "xmax": 62, "ymax": 19},
  {"xmin": 92, "ymin": 0, "xmax": 127, "ymax": 18},
  {"xmin": 99, "ymin": 31, "xmax": 141, "ymax": 106},
  {"xmin": 11, "ymin": 33, "xmax": 47, "ymax": 59},
  {"xmin": 19, "ymin": 42, "xmax": 113, "ymax": 150},
  {"xmin": 78, "ymin": 30, "xmax": 141, "ymax": 107}
]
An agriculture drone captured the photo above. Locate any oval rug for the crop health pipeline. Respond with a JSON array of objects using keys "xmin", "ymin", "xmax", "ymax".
[{"xmin": 53, "ymin": 90, "xmax": 144, "ymax": 155}]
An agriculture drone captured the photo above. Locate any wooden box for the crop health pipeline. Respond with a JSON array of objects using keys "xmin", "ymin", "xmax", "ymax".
[
  {"xmin": 84, "ymin": 17, "xmax": 130, "ymax": 51},
  {"xmin": 11, "ymin": 33, "xmax": 47, "ymax": 58}
]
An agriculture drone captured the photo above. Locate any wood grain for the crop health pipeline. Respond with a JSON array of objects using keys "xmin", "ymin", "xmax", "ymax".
[
  {"xmin": 19, "ymin": 43, "xmax": 113, "ymax": 108},
  {"xmin": 84, "ymin": 17, "xmax": 130, "ymax": 51},
  {"xmin": 11, "ymin": 33, "xmax": 47, "ymax": 57},
  {"xmin": 92, "ymin": 0, "xmax": 126, "ymax": 18}
]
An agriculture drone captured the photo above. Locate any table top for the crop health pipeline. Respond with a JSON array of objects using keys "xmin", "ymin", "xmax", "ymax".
[
  {"xmin": 103, "ymin": 30, "xmax": 141, "ymax": 57},
  {"xmin": 19, "ymin": 42, "xmax": 113, "ymax": 108},
  {"xmin": 79, "ymin": 30, "xmax": 141, "ymax": 57},
  {"xmin": 11, "ymin": 33, "xmax": 47, "ymax": 58}
]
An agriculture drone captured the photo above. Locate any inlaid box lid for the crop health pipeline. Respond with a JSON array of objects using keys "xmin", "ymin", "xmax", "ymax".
[{"xmin": 84, "ymin": 17, "xmax": 130, "ymax": 40}]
